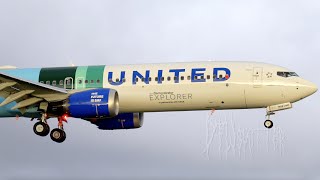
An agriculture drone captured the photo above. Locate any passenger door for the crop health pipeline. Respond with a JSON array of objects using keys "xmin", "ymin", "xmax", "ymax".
[{"xmin": 253, "ymin": 67, "xmax": 263, "ymax": 87}]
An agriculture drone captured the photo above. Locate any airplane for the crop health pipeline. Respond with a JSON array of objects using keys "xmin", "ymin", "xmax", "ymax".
[{"xmin": 0, "ymin": 61, "xmax": 317, "ymax": 143}]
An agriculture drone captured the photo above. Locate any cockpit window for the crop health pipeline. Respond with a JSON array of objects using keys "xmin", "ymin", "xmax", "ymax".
[{"xmin": 277, "ymin": 72, "xmax": 299, "ymax": 78}]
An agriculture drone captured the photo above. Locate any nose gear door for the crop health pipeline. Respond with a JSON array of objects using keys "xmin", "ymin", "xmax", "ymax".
[{"xmin": 253, "ymin": 67, "xmax": 263, "ymax": 87}]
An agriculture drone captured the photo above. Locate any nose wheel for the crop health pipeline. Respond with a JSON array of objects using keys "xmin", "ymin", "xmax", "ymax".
[
  {"xmin": 264, "ymin": 120, "xmax": 273, "ymax": 129},
  {"xmin": 264, "ymin": 111, "xmax": 275, "ymax": 129}
]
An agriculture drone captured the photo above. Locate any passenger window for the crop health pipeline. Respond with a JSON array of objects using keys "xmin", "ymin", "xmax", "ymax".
[
  {"xmin": 122, "ymin": 78, "xmax": 126, "ymax": 83},
  {"xmin": 207, "ymin": 75, "xmax": 210, "ymax": 80},
  {"xmin": 59, "ymin": 80, "xmax": 63, "ymax": 85},
  {"xmin": 219, "ymin": 75, "xmax": 223, "ymax": 79},
  {"xmin": 181, "ymin": 76, "xmax": 184, "ymax": 80},
  {"xmin": 174, "ymin": 76, "xmax": 178, "ymax": 81},
  {"xmin": 187, "ymin": 76, "xmax": 191, "ymax": 80},
  {"xmin": 86, "ymin": 80, "xmax": 89, "ymax": 84},
  {"xmin": 52, "ymin": 81, "xmax": 57, "ymax": 86},
  {"xmin": 40, "ymin": 81, "xmax": 44, "ymax": 84},
  {"xmin": 167, "ymin": 77, "xmax": 171, "ymax": 81},
  {"xmin": 136, "ymin": 78, "xmax": 139, "ymax": 82},
  {"xmin": 201, "ymin": 76, "xmax": 204, "ymax": 79},
  {"xmin": 149, "ymin": 77, "xmax": 152, "ymax": 82},
  {"xmin": 90, "ymin": 80, "xmax": 94, "ymax": 84},
  {"xmin": 97, "ymin": 80, "xmax": 100, "ymax": 83},
  {"xmin": 155, "ymin": 77, "xmax": 159, "ymax": 81},
  {"xmin": 116, "ymin": 78, "xmax": 120, "ymax": 82},
  {"xmin": 161, "ymin": 77, "xmax": 164, "ymax": 81},
  {"xmin": 46, "ymin": 81, "xmax": 50, "ymax": 85}
]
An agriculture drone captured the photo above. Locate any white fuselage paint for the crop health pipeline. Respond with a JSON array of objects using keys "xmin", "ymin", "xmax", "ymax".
[{"xmin": 97, "ymin": 61, "xmax": 317, "ymax": 113}]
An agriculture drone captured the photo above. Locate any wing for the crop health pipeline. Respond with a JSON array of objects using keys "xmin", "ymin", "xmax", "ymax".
[{"xmin": 0, "ymin": 72, "xmax": 69, "ymax": 113}]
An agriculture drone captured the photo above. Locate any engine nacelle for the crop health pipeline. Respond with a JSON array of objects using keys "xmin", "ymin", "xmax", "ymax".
[
  {"xmin": 93, "ymin": 113, "xmax": 144, "ymax": 130},
  {"xmin": 66, "ymin": 89, "xmax": 119, "ymax": 118}
]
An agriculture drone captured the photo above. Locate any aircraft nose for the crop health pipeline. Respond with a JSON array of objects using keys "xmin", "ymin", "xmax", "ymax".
[
  {"xmin": 311, "ymin": 83, "xmax": 318, "ymax": 94},
  {"xmin": 301, "ymin": 81, "xmax": 318, "ymax": 97}
]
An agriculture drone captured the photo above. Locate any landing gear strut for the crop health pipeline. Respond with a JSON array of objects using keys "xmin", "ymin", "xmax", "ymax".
[
  {"xmin": 33, "ymin": 113, "xmax": 50, "ymax": 137},
  {"xmin": 50, "ymin": 116, "xmax": 67, "ymax": 143},
  {"xmin": 264, "ymin": 111, "xmax": 275, "ymax": 129}
]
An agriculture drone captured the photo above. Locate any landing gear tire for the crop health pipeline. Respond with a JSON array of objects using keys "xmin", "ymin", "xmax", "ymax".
[
  {"xmin": 50, "ymin": 128, "xmax": 66, "ymax": 143},
  {"xmin": 264, "ymin": 120, "xmax": 273, "ymax": 129},
  {"xmin": 33, "ymin": 122, "xmax": 50, "ymax": 137}
]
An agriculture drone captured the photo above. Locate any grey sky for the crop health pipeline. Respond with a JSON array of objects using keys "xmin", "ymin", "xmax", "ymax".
[{"xmin": 0, "ymin": 0, "xmax": 319, "ymax": 179}]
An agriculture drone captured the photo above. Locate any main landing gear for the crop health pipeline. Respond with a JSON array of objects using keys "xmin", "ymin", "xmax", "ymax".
[
  {"xmin": 264, "ymin": 111, "xmax": 275, "ymax": 129},
  {"xmin": 33, "ymin": 113, "xmax": 50, "ymax": 136},
  {"xmin": 33, "ymin": 114, "xmax": 67, "ymax": 143},
  {"xmin": 50, "ymin": 116, "xmax": 67, "ymax": 143}
]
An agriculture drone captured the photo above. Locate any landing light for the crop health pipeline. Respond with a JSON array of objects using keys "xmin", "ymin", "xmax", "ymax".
[{"xmin": 62, "ymin": 114, "xmax": 68, "ymax": 122}]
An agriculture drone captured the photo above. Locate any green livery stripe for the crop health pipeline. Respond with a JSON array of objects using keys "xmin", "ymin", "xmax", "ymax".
[
  {"xmin": 39, "ymin": 67, "xmax": 77, "ymax": 89},
  {"xmin": 85, "ymin": 65, "xmax": 105, "ymax": 88},
  {"xmin": 75, "ymin": 66, "xmax": 88, "ymax": 89}
]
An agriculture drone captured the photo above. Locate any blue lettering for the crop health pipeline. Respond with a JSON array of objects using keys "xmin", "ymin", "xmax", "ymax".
[
  {"xmin": 132, "ymin": 70, "xmax": 150, "ymax": 85},
  {"xmin": 108, "ymin": 71, "xmax": 125, "ymax": 86},
  {"xmin": 191, "ymin": 68, "xmax": 206, "ymax": 82},
  {"xmin": 157, "ymin": 70, "xmax": 163, "ymax": 84},
  {"xmin": 169, "ymin": 69, "xmax": 185, "ymax": 83},
  {"xmin": 213, "ymin": 68, "xmax": 231, "ymax": 81}
]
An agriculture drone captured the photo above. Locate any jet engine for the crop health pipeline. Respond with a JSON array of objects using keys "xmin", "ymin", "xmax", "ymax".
[
  {"xmin": 65, "ymin": 88, "xmax": 119, "ymax": 118},
  {"xmin": 92, "ymin": 113, "xmax": 144, "ymax": 130}
]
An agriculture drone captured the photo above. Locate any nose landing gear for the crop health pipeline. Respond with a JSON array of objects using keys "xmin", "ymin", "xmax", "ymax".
[
  {"xmin": 264, "ymin": 111, "xmax": 275, "ymax": 129},
  {"xmin": 264, "ymin": 120, "xmax": 273, "ymax": 129}
]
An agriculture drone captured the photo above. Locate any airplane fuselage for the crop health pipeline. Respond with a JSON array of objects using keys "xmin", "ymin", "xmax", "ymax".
[
  {"xmin": 0, "ymin": 61, "xmax": 317, "ymax": 142},
  {"xmin": 0, "ymin": 61, "xmax": 317, "ymax": 118}
]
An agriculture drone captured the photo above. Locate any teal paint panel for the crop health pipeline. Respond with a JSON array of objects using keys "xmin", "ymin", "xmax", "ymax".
[
  {"xmin": 0, "ymin": 68, "xmax": 41, "ymax": 83},
  {"xmin": 0, "ymin": 97, "xmax": 19, "ymax": 117},
  {"xmin": 85, "ymin": 66, "xmax": 105, "ymax": 88},
  {"xmin": 75, "ymin": 66, "xmax": 88, "ymax": 89},
  {"xmin": 0, "ymin": 97, "xmax": 41, "ymax": 118}
]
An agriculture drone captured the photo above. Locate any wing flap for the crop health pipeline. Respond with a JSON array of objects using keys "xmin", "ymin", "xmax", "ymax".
[
  {"xmin": 0, "ymin": 82, "xmax": 17, "ymax": 91},
  {"xmin": 11, "ymin": 97, "xmax": 43, "ymax": 110},
  {"xmin": 0, "ymin": 90, "xmax": 34, "ymax": 107},
  {"xmin": 32, "ymin": 94, "xmax": 69, "ymax": 102}
]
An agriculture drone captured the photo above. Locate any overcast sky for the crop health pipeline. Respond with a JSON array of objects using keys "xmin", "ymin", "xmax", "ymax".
[{"xmin": 0, "ymin": 0, "xmax": 319, "ymax": 179}]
